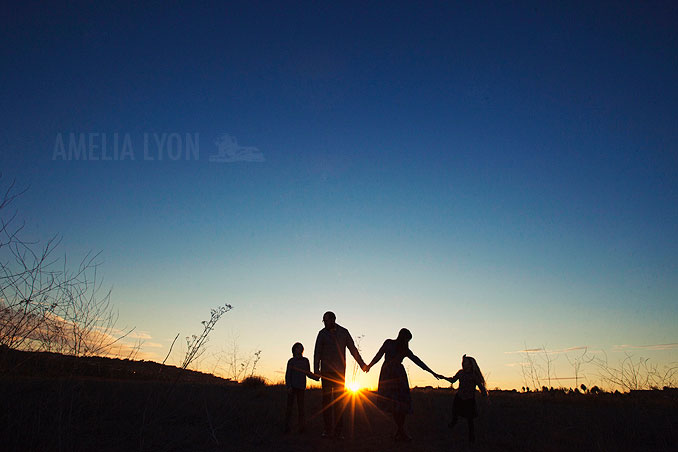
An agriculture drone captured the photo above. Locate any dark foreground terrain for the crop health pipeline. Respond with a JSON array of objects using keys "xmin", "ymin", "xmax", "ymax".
[{"xmin": 2, "ymin": 349, "xmax": 676, "ymax": 451}]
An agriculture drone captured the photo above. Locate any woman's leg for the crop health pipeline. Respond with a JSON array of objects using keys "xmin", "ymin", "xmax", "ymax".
[
  {"xmin": 394, "ymin": 412, "xmax": 404, "ymax": 433},
  {"xmin": 393, "ymin": 412, "xmax": 411, "ymax": 440},
  {"xmin": 467, "ymin": 417, "xmax": 475, "ymax": 442}
]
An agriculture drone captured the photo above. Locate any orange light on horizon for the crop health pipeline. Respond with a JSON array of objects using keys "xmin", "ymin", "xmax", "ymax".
[{"xmin": 346, "ymin": 381, "xmax": 363, "ymax": 393}]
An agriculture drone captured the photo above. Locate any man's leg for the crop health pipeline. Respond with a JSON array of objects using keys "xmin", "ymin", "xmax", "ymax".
[
  {"xmin": 321, "ymin": 378, "xmax": 333, "ymax": 435},
  {"xmin": 332, "ymin": 380, "xmax": 346, "ymax": 435}
]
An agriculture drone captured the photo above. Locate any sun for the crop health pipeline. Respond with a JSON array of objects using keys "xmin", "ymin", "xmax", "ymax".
[{"xmin": 347, "ymin": 381, "xmax": 362, "ymax": 393}]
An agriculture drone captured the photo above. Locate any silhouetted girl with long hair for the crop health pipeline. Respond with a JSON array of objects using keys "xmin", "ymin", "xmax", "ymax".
[
  {"xmin": 442, "ymin": 354, "xmax": 487, "ymax": 443},
  {"xmin": 365, "ymin": 328, "xmax": 442, "ymax": 441}
]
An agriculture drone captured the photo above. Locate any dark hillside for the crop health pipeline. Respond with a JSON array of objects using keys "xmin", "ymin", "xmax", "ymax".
[
  {"xmin": 0, "ymin": 346, "xmax": 230, "ymax": 384},
  {"xmin": 1, "ymin": 350, "xmax": 675, "ymax": 452}
]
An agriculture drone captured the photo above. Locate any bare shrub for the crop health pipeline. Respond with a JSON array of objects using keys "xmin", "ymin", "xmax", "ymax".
[
  {"xmin": 0, "ymin": 176, "xmax": 132, "ymax": 358},
  {"xmin": 520, "ymin": 346, "xmax": 557, "ymax": 390},
  {"xmin": 518, "ymin": 341, "xmax": 677, "ymax": 393},
  {"xmin": 349, "ymin": 334, "xmax": 365, "ymax": 386},
  {"xmin": 211, "ymin": 337, "xmax": 261, "ymax": 381},
  {"xmin": 565, "ymin": 347, "xmax": 594, "ymax": 389},
  {"xmin": 592, "ymin": 352, "xmax": 678, "ymax": 391},
  {"xmin": 181, "ymin": 304, "xmax": 232, "ymax": 370}
]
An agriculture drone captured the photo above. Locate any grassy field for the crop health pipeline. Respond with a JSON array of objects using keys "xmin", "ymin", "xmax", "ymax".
[
  {"xmin": 3, "ymin": 378, "xmax": 677, "ymax": 451},
  {"xmin": 1, "ymin": 349, "xmax": 676, "ymax": 451}
]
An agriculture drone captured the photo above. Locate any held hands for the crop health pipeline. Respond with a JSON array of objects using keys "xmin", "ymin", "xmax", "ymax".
[{"xmin": 305, "ymin": 369, "xmax": 321, "ymax": 381}]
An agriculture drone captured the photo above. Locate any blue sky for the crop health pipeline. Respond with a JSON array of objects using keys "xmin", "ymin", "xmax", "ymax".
[{"xmin": 1, "ymin": 1, "xmax": 676, "ymax": 388}]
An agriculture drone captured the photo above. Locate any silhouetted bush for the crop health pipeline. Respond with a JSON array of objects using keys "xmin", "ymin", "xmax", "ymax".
[{"xmin": 242, "ymin": 375, "xmax": 266, "ymax": 388}]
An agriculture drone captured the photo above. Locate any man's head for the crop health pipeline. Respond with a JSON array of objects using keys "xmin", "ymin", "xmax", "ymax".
[{"xmin": 322, "ymin": 311, "xmax": 336, "ymax": 329}]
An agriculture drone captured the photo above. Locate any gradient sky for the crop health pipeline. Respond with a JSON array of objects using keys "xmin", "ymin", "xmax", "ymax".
[{"xmin": 1, "ymin": 1, "xmax": 677, "ymax": 389}]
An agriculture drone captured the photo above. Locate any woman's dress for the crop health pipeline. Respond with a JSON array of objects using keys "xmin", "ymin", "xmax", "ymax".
[{"xmin": 377, "ymin": 339, "xmax": 413, "ymax": 414}]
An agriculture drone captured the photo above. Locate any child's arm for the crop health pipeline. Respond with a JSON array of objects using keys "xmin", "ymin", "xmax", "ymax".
[
  {"xmin": 442, "ymin": 370, "xmax": 461, "ymax": 384},
  {"xmin": 304, "ymin": 370, "xmax": 320, "ymax": 381},
  {"xmin": 302, "ymin": 359, "xmax": 320, "ymax": 381},
  {"xmin": 291, "ymin": 367, "xmax": 320, "ymax": 380}
]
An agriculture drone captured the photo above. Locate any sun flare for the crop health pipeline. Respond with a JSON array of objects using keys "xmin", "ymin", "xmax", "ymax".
[{"xmin": 347, "ymin": 381, "xmax": 362, "ymax": 393}]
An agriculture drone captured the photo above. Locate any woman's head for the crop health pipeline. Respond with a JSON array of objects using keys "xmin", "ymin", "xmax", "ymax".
[
  {"xmin": 396, "ymin": 328, "xmax": 412, "ymax": 343},
  {"xmin": 395, "ymin": 328, "xmax": 412, "ymax": 353}
]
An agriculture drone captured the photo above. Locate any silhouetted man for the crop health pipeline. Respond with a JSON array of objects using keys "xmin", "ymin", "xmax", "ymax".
[{"xmin": 313, "ymin": 311, "xmax": 366, "ymax": 439}]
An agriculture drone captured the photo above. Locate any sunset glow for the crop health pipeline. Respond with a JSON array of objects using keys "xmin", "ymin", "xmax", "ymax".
[{"xmin": 347, "ymin": 381, "xmax": 363, "ymax": 393}]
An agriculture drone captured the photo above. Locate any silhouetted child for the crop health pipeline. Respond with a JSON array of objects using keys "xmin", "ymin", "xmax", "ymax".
[
  {"xmin": 285, "ymin": 342, "xmax": 319, "ymax": 433},
  {"xmin": 443, "ymin": 354, "xmax": 487, "ymax": 443}
]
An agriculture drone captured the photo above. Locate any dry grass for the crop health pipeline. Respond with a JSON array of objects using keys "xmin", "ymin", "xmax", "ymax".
[{"xmin": 2, "ymin": 372, "xmax": 676, "ymax": 452}]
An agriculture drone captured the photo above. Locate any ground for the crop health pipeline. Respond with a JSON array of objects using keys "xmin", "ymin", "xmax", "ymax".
[{"xmin": 1, "ymin": 349, "xmax": 675, "ymax": 451}]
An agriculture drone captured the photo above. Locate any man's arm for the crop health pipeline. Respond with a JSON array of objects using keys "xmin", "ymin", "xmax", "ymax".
[
  {"xmin": 313, "ymin": 331, "xmax": 323, "ymax": 375},
  {"xmin": 303, "ymin": 357, "xmax": 320, "ymax": 381},
  {"xmin": 346, "ymin": 330, "xmax": 366, "ymax": 369}
]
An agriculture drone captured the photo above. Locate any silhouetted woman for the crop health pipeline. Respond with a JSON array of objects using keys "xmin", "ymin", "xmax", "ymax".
[{"xmin": 365, "ymin": 328, "xmax": 442, "ymax": 441}]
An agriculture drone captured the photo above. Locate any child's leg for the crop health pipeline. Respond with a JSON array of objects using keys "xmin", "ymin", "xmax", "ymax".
[
  {"xmin": 297, "ymin": 390, "xmax": 305, "ymax": 430},
  {"xmin": 449, "ymin": 397, "xmax": 458, "ymax": 428},
  {"xmin": 285, "ymin": 390, "xmax": 295, "ymax": 431}
]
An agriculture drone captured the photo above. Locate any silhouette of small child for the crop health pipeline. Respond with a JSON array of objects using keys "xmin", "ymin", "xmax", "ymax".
[
  {"xmin": 285, "ymin": 342, "xmax": 319, "ymax": 433},
  {"xmin": 442, "ymin": 354, "xmax": 488, "ymax": 443}
]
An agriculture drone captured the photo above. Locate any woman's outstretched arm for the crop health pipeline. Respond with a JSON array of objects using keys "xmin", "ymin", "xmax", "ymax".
[
  {"xmin": 365, "ymin": 342, "xmax": 387, "ymax": 372},
  {"xmin": 407, "ymin": 350, "xmax": 442, "ymax": 379}
]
